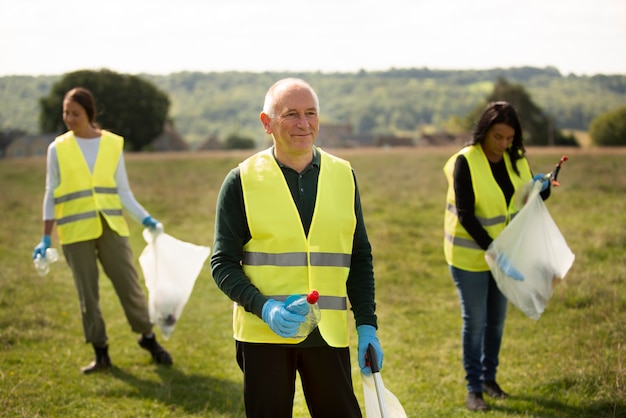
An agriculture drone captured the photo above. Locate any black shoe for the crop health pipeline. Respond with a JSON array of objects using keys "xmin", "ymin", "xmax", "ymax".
[
  {"xmin": 81, "ymin": 345, "xmax": 112, "ymax": 374},
  {"xmin": 466, "ymin": 392, "xmax": 488, "ymax": 411},
  {"xmin": 482, "ymin": 380, "xmax": 508, "ymax": 399},
  {"xmin": 138, "ymin": 334, "xmax": 173, "ymax": 366}
]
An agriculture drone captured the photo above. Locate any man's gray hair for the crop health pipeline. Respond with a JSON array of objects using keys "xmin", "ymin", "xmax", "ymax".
[{"xmin": 262, "ymin": 78, "xmax": 320, "ymax": 118}]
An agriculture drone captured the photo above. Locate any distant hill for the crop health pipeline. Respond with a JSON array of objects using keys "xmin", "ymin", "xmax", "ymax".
[{"xmin": 1, "ymin": 67, "xmax": 625, "ymax": 146}]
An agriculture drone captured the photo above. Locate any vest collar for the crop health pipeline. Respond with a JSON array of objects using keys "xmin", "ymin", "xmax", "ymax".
[{"xmin": 272, "ymin": 146, "xmax": 321, "ymax": 171}]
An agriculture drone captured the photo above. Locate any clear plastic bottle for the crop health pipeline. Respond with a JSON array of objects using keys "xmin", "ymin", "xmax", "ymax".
[
  {"xmin": 285, "ymin": 290, "xmax": 322, "ymax": 338},
  {"xmin": 33, "ymin": 248, "xmax": 59, "ymax": 276}
]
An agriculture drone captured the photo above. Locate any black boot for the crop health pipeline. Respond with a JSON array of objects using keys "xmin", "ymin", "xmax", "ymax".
[
  {"xmin": 81, "ymin": 344, "xmax": 112, "ymax": 374},
  {"xmin": 138, "ymin": 334, "xmax": 173, "ymax": 366},
  {"xmin": 466, "ymin": 392, "xmax": 488, "ymax": 411}
]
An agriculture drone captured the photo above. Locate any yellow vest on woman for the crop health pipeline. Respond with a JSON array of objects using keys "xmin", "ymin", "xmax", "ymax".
[
  {"xmin": 443, "ymin": 145, "xmax": 531, "ymax": 271},
  {"xmin": 54, "ymin": 130, "xmax": 129, "ymax": 244},
  {"xmin": 236, "ymin": 148, "xmax": 356, "ymax": 347}
]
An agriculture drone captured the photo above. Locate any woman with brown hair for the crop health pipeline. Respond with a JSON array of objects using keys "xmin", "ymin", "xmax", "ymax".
[{"xmin": 32, "ymin": 87, "xmax": 172, "ymax": 374}]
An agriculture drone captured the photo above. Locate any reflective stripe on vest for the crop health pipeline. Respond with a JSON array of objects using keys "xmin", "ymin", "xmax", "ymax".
[
  {"xmin": 242, "ymin": 251, "xmax": 352, "ymax": 267},
  {"xmin": 443, "ymin": 145, "xmax": 531, "ymax": 271},
  {"xmin": 54, "ymin": 131, "xmax": 129, "ymax": 244},
  {"xmin": 235, "ymin": 147, "xmax": 356, "ymax": 346}
]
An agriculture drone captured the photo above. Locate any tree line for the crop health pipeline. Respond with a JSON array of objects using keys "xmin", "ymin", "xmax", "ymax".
[{"xmin": 1, "ymin": 67, "xmax": 625, "ymax": 148}]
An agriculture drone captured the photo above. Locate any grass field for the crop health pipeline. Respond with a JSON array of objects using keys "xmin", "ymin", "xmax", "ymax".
[{"xmin": 1, "ymin": 146, "xmax": 624, "ymax": 417}]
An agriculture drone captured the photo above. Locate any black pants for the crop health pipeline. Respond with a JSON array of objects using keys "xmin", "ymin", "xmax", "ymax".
[{"xmin": 236, "ymin": 341, "xmax": 362, "ymax": 418}]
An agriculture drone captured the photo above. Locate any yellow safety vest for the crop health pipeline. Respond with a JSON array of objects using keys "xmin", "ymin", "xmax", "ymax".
[
  {"xmin": 54, "ymin": 130, "xmax": 129, "ymax": 244},
  {"xmin": 443, "ymin": 145, "xmax": 531, "ymax": 271},
  {"xmin": 235, "ymin": 148, "xmax": 356, "ymax": 346}
]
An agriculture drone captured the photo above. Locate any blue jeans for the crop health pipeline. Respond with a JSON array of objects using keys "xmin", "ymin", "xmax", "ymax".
[{"xmin": 450, "ymin": 266, "xmax": 508, "ymax": 393}]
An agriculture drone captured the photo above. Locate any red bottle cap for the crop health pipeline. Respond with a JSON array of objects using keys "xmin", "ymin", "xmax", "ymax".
[{"xmin": 306, "ymin": 290, "xmax": 320, "ymax": 304}]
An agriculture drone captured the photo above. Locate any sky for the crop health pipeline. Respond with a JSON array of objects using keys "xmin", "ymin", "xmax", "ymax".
[{"xmin": 2, "ymin": 0, "xmax": 625, "ymax": 77}]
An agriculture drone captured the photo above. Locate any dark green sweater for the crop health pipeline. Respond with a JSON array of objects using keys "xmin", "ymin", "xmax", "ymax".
[{"xmin": 210, "ymin": 147, "xmax": 378, "ymax": 346}]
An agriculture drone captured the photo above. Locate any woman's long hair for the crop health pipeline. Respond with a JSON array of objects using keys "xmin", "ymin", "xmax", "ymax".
[{"xmin": 470, "ymin": 101, "xmax": 525, "ymax": 175}]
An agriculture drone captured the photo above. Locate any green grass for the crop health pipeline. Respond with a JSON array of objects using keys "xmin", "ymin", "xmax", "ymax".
[{"xmin": 1, "ymin": 147, "xmax": 625, "ymax": 417}]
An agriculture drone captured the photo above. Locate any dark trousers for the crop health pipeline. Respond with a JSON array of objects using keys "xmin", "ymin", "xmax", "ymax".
[
  {"xmin": 62, "ymin": 217, "xmax": 153, "ymax": 346},
  {"xmin": 236, "ymin": 341, "xmax": 362, "ymax": 418}
]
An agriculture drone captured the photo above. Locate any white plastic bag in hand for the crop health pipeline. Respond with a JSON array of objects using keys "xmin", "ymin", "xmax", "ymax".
[
  {"xmin": 139, "ymin": 229, "xmax": 211, "ymax": 339},
  {"xmin": 361, "ymin": 372, "xmax": 407, "ymax": 418},
  {"xmin": 485, "ymin": 181, "xmax": 575, "ymax": 320}
]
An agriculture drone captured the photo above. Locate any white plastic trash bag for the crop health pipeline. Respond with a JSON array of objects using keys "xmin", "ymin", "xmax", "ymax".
[
  {"xmin": 361, "ymin": 372, "xmax": 407, "ymax": 418},
  {"xmin": 485, "ymin": 180, "xmax": 575, "ymax": 320},
  {"xmin": 139, "ymin": 229, "xmax": 211, "ymax": 339}
]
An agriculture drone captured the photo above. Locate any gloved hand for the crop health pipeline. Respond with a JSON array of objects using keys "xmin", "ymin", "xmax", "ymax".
[
  {"xmin": 533, "ymin": 173, "xmax": 550, "ymax": 192},
  {"xmin": 357, "ymin": 324, "xmax": 383, "ymax": 376},
  {"xmin": 33, "ymin": 235, "xmax": 51, "ymax": 259},
  {"xmin": 261, "ymin": 298, "xmax": 307, "ymax": 338},
  {"xmin": 496, "ymin": 252, "xmax": 524, "ymax": 281},
  {"xmin": 142, "ymin": 215, "xmax": 164, "ymax": 233},
  {"xmin": 284, "ymin": 294, "xmax": 311, "ymax": 316}
]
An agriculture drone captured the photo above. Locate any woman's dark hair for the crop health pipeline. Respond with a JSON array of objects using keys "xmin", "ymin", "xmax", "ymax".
[
  {"xmin": 64, "ymin": 87, "xmax": 98, "ymax": 127},
  {"xmin": 471, "ymin": 101, "xmax": 526, "ymax": 175}
]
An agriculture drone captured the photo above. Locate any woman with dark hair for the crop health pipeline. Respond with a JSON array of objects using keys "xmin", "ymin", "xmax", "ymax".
[
  {"xmin": 443, "ymin": 101, "xmax": 551, "ymax": 411},
  {"xmin": 32, "ymin": 87, "xmax": 173, "ymax": 374}
]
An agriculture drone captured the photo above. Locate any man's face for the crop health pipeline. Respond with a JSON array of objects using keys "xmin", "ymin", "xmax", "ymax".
[{"xmin": 261, "ymin": 83, "xmax": 319, "ymax": 158}]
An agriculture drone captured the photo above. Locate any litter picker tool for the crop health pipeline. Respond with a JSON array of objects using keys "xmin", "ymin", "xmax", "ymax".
[
  {"xmin": 544, "ymin": 155, "xmax": 568, "ymax": 187},
  {"xmin": 515, "ymin": 155, "xmax": 569, "ymax": 209},
  {"xmin": 361, "ymin": 348, "xmax": 407, "ymax": 418},
  {"xmin": 367, "ymin": 343, "xmax": 388, "ymax": 418}
]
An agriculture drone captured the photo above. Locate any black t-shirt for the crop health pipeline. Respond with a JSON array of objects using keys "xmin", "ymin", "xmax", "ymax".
[
  {"xmin": 453, "ymin": 154, "xmax": 548, "ymax": 250},
  {"xmin": 454, "ymin": 155, "xmax": 515, "ymax": 250}
]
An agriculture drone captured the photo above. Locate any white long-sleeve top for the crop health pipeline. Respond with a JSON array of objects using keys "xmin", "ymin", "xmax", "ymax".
[{"xmin": 42, "ymin": 135, "xmax": 149, "ymax": 223}]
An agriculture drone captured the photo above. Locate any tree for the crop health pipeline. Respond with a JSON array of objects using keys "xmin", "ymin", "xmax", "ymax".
[
  {"xmin": 223, "ymin": 133, "xmax": 256, "ymax": 150},
  {"xmin": 589, "ymin": 106, "xmax": 626, "ymax": 146},
  {"xmin": 465, "ymin": 77, "xmax": 577, "ymax": 146},
  {"xmin": 39, "ymin": 69, "xmax": 170, "ymax": 151}
]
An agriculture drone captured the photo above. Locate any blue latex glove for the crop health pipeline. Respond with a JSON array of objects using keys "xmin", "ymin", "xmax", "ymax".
[
  {"xmin": 496, "ymin": 252, "xmax": 524, "ymax": 281},
  {"xmin": 261, "ymin": 298, "xmax": 307, "ymax": 338},
  {"xmin": 33, "ymin": 235, "xmax": 51, "ymax": 259},
  {"xmin": 142, "ymin": 215, "xmax": 163, "ymax": 233},
  {"xmin": 284, "ymin": 294, "xmax": 311, "ymax": 316},
  {"xmin": 357, "ymin": 324, "xmax": 383, "ymax": 376},
  {"xmin": 533, "ymin": 173, "xmax": 550, "ymax": 192}
]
